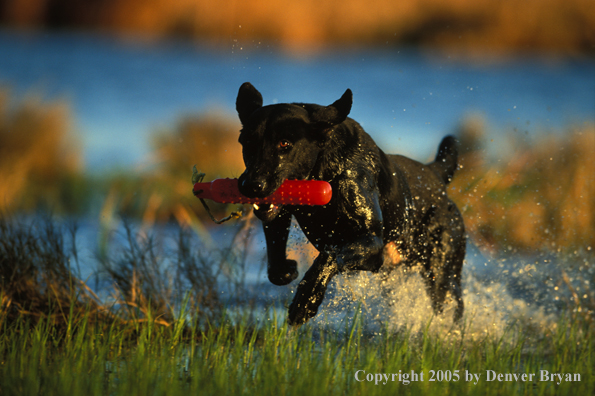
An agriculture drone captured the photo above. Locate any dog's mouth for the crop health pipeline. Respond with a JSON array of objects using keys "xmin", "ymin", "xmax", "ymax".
[
  {"xmin": 238, "ymin": 173, "xmax": 282, "ymax": 199},
  {"xmin": 252, "ymin": 203, "xmax": 283, "ymax": 222}
]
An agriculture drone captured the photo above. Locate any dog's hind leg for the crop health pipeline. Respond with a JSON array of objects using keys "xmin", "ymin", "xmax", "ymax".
[
  {"xmin": 450, "ymin": 276, "xmax": 464, "ymax": 323},
  {"xmin": 421, "ymin": 268, "xmax": 447, "ymax": 315},
  {"xmin": 444, "ymin": 205, "xmax": 466, "ymax": 323},
  {"xmin": 287, "ymin": 252, "xmax": 339, "ymax": 326},
  {"xmin": 449, "ymin": 240, "xmax": 465, "ymax": 323},
  {"xmin": 422, "ymin": 248, "xmax": 465, "ymax": 323}
]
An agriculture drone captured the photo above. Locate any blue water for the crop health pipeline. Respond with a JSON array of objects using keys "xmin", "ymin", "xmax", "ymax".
[{"xmin": 0, "ymin": 30, "xmax": 593, "ymax": 171}]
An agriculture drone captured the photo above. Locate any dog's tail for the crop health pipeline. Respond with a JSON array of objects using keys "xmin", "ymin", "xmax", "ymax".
[{"xmin": 430, "ymin": 135, "xmax": 459, "ymax": 185}]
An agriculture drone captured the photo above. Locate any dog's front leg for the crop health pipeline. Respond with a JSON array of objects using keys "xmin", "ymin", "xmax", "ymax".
[
  {"xmin": 260, "ymin": 208, "xmax": 299, "ymax": 286},
  {"xmin": 335, "ymin": 186, "xmax": 386, "ymax": 273},
  {"xmin": 287, "ymin": 251, "xmax": 338, "ymax": 326}
]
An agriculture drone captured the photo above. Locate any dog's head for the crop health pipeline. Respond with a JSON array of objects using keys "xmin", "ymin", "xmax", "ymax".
[{"xmin": 236, "ymin": 82, "xmax": 352, "ymax": 202}]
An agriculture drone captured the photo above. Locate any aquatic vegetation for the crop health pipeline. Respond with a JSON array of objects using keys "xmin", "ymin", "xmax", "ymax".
[
  {"xmin": 0, "ymin": 215, "xmax": 247, "ymax": 330},
  {"xmin": 0, "ymin": 216, "xmax": 101, "ymax": 329}
]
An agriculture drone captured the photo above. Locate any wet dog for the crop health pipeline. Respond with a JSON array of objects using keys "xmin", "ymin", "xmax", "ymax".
[{"xmin": 236, "ymin": 82, "xmax": 465, "ymax": 326}]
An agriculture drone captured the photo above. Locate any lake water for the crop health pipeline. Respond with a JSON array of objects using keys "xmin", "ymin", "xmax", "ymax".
[{"xmin": 0, "ymin": 30, "xmax": 593, "ymax": 171}]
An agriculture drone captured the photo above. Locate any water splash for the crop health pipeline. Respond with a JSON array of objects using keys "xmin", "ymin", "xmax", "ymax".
[{"xmin": 300, "ymin": 240, "xmax": 593, "ymax": 342}]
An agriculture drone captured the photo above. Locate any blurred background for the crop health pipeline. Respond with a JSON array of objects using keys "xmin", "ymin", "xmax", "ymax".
[{"xmin": 0, "ymin": 0, "xmax": 594, "ymax": 253}]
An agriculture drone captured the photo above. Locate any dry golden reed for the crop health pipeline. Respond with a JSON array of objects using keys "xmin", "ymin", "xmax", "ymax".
[
  {"xmin": 450, "ymin": 120, "xmax": 595, "ymax": 254},
  {"xmin": 2, "ymin": 0, "xmax": 593, "ymax": 55},
  {"xmin": 111, "ymin": 113, "xmax": 595, "ymax": 254},
  {"xmin": 1, "ymin": 86, "xmax": 592, "ymax": 253},
  {"xmin": 102, "ymin": 114, "xmax": 244, "ymax": 226},
  {"xmin": 0, "ymin": 89, "xmax": 82, "ymax": 213}
]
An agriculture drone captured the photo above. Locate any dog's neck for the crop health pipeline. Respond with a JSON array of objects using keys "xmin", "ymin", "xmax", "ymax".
[{"xmin": 310, "ymin": 119, "xmax": 369, "ymax": 182}]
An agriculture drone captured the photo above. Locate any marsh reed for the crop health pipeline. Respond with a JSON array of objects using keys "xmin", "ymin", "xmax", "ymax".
[{"xmin": 2, "ymin": 0, "xmax": 593, "ymax": 56}]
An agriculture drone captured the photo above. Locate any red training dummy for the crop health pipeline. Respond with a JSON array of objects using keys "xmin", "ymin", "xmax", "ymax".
[{"xmin": 193, "ymin": 178, "xmax": 332, "ymax": 206}]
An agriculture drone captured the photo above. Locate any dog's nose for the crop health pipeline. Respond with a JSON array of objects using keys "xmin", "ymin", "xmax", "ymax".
[{"xmin": 239, "ymin": 178, "xmax": 265, "ymax": 198}]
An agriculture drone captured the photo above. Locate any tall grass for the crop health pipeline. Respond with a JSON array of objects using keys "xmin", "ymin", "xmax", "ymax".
[
  {"xmin": 0, "ymin": 215, "xmax": 102, "ymax": 329},
  {"xmin": 96, "ymin": 218, "xmax": 256, "ymax": 328},
  {"xmin": 1, "ymin": 212, "xmax": 257, "ymax": 329}
]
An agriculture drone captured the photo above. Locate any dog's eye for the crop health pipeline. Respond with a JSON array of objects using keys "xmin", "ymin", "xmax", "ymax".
[{"xmin": 278, "ymin": 140, "xmax": 292, "ymax": 150}]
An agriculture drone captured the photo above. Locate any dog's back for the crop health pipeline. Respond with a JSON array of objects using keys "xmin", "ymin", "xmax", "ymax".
[{"xmin": 388, "ymin": 135, "xmax": 458, "ymax": 220}]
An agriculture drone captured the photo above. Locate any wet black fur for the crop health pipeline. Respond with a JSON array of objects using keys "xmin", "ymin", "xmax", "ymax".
[{"xmin": 236, "ymin": 82, "xmax": 466, "ymax": 326}]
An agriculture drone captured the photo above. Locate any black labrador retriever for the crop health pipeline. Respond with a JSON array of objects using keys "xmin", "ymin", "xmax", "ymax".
[{"xmin": 236, "ymin": 82, "xmax": 466, "ymax": 326}]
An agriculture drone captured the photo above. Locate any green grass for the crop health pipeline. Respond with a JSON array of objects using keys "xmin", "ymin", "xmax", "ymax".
[{"xmin": 0, "ymin": 304, "xmax": 592, "ymax": 396}]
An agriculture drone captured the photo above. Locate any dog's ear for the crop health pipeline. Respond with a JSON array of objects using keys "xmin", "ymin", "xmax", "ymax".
[
  {"xmin": 236, "ymin": 82, "xmax": 263, "ymax": 125},
  {"xmin": 311, "ymin": 89, "xmax": 352, "ymax": 129}
]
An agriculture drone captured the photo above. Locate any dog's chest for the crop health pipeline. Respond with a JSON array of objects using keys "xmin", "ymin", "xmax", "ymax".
[{"xmin": 289, "ymin": 205, "xmax": 341, "ymax": 249}]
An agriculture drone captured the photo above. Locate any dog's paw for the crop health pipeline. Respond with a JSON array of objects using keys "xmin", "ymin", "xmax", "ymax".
[
  {"xmin": 287, "ymin": 294, "xmax": 321, "ymax": 327},
  {"xmin": 268, "ymin": 259, "xmax": 299, "ymax": 286},
  {"xmin": 287, "ymin": 257, "xmax": 339, "ymax": 326},
  {"xmin": 287, "ymin": 279, "xmax": 326, "ymax": 326}
]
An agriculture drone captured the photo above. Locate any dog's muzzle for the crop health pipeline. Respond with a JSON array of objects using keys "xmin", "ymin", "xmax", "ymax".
[
  {"xmin": 238, "ymin": 174, "xmax": 272, "ymax": 198},
  {"xmin": 238, "ymin": 173, "xmax": 284, "ymax": 222}
]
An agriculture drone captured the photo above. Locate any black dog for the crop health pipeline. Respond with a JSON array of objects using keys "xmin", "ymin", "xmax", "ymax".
[{"xmin": 236, "ymin": 82, "xmax": 465, "ymax": 326}]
